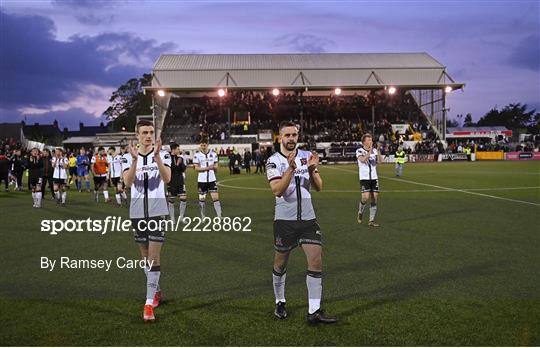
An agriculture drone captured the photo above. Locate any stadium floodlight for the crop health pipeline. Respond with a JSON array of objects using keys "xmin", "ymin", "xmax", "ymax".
[
  {"xmin": 334, "ymin": 88, "xmax": 342, "ymax": 95},
  {"xmin": 272, "ymin": 88, "xmax": 280, "ymax": 96},
  {"xmin": 218, "ymin": 89, "xmax": 226, "ymax": 97},
  {"xmin": 388, "ymin": 86, "xmax": 397, "ymax": 95},
  {"xmin": 157, "ymin": 89, "xmax": 165, "ymax": 97},
  {"xmin": 445, "ymin": 86, "xmax": 453, "ymax": 93}
]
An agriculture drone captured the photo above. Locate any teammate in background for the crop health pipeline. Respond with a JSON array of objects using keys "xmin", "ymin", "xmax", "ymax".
[
  {"xmin": 76, "ymin": 148, "xmax": 91, "ymax": 192},
  {"xmin": 107, "ymin": 146, "xmax": 127, "ymax": 207},
  {"xmin": 27, "ymin": 148, "xmax": 43, "ymax": 208},
  {"xmin": 266, "ymin": 121, "xmax": 337, "ymax": 324},
  {"xmin": 193, "ymin": 138, "xmax": 222, "ymax": 218},
  {"xmin": 51, "ymin": 148, "xmax": 69, "ymax": 206},
  {"xmin": 68, "ymin": 152, "xmax": 77, "ymax": 188},
  {"xmin": 41, "ymin": 149, "xmax": 54, "ymax": 199},
  {"xmin": 122, "ymin": 119, "xmax": 171, "ymax": 323},
  {"xmin": 9, "ymin": 148, "xmax": 24, "ymax": 191},
  {"xmin": 356, "ymin": 134, "xmax": 383, "ymax": 227},
  {"xmin": 0, "ymin": 151, "xmax": 9, "ymax": 192},
  {"xmin": 91, "ymin": 147, "xmax": 110, "ymax": 203},
  {"xmin": 167, "ymin": 143, "xmax": 188, "ymax": 222},
  {"xmin": 395, "ymin": 146, "xmax": 406, "ymax": 177}
]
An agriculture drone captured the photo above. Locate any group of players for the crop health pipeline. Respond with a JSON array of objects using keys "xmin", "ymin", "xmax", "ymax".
[
  {"xmin": 16, "ymin": 118, "xmax": 387, "ymax": 325},
  {"xmin": 118, "ymin": 119, "xmax": 385, "ymax": 325},
  {"xmin": 23, "ymin": 146, "xmax": 129, "ymax": 208},
  {"xmin": 20, "ymin": 138, "xmax": 224, "ymax": 223}
]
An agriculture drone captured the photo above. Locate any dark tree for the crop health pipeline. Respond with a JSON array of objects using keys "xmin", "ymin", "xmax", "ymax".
[
  {"xmin": 105, "ymin": 73, "xmax": 152, "ymax": 132},
  {"xmin": 476, "ymin": 103, "xmax": 538, "ymax": 131}
]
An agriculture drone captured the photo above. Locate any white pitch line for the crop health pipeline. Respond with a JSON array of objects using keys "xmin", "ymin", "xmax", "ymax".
[
  {"xmin": 216, "ymin": 176, "xmax": 540, "ymax": 200},
  {"xmin": 323, "ymin": 165, "xmax": 540, "ymax": 207}
]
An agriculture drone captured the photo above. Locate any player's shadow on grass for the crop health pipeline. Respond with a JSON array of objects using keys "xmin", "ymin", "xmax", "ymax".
[
  {"xmin": 163, "ymin": 255, "xmax": 404, "ymax": 318},
  {"xmin": 326, "ymin": 260, "xmax": 506, "ymax": 318}
]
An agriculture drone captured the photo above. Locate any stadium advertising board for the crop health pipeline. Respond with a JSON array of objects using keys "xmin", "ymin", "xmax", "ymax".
[
  {"xmin": 440, "ymin": 153, "xmax": 469, "ymax": 161},
  {"xmin": 505, "ymin": 152, "xmax": 540, "ymax": 160},
  {"xmin": 476, "ymin": 151, "xmax": 505, "ymax": 160},
  {"xmin": 408, "ymin": 154, "xmax": 436, "ymax": 162}
]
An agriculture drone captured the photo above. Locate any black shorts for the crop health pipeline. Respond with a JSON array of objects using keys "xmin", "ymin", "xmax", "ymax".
[
  {"xmin": 29, "ymin": 176, "xmax": 43, "ymax": 188},
  {"xmin": 69, "ymin": 167, "xmax": 77, "ymax": 176},
  {"xmin": 198, "ymin": 181, "xmax": 218, "ymax": 194},
  {"xmin": 111, "ymin": 177, "xmax": 121, "ymax": 187},
  {"xmin": 52, "ymin": 178, "xmax": 66, "ymax": 185},
  {"xmin": 360, "ymin": 179, "xmax": 379, "ymax": 193},
  {"xmin": 168, "ymin": 182, "xmax": 186, "ymax": 196},
  {"xmin": 93, "ymin": 176, "xmax": 107, "ymax": 186},
  {"xmin": 131, "ymin": 216, "xmax": 166, "ymax": 243},
  {"xmin": 273, "ymin": 219, "xmax": 322, "ymax": 252}
]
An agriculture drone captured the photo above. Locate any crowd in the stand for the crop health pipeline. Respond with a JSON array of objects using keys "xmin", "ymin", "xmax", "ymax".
[{"xmin": 164, "ymin": 90, "xmax": 435, "ymax": 146}]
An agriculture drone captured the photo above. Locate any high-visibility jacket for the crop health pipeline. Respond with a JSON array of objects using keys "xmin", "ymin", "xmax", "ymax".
[
  {"xmin": 93, "ymin": 155, "xmax": 108, "ymax": 175},
  {"xmin": 395, "ymin": 150, "xmax": 406, "ymax": 164}
]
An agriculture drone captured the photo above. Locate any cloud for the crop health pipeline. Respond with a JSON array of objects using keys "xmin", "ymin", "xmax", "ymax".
[
  {"xmin": 273, "ymin": 33, "xmax": 334, "ymax": 53},
  {"xmin": 507, "ymin": 34, "xmax": 540, "ymax": 71},
  {"xmin": 75, "ymin": 13, "xmax": 115, "ymax": 25},
  {"xmin": 0, "ymin": 10, "xmax": 176, "ymax": 126},
  {"xmin": 51, "ymin": 0, "xmax": 115, "ymax": 9},
  {"xmin": 17, "ymin": 84, "xmax": 114, "ymax": 117}
]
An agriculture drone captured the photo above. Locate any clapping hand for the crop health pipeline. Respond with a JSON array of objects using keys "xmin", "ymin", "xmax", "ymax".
[{"xmin": 308, "ymin": 151, "xmax": 319, "ymax": 171}]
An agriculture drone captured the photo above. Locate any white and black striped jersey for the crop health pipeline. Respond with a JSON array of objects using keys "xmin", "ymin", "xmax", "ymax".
[
  {"xmin": 121, "ymin": 149, "xmax": 171, "ymax": 219},
  {"xmin": 193, "ymin": 150, "xmax": 218, "ymax": 183},
  {"xmin": 356, "ymin": 146, "xmax": 379, "ymax": 180},
  {"xmin": 107, "ymin": 154, "xmax": 123, "ymax": 178},
  {"xmin": 51, "ymin": 156, "xmax": 68, "ymax": 179},
  {"xmin": 266, "ymin": 149, "xmax": 316, "ymax": 221}
]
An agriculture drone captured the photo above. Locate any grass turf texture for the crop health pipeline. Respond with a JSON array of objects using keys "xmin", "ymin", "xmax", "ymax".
[{"xmin": 1, "ymin": 161, "xmax": 539, "ymax": 345}]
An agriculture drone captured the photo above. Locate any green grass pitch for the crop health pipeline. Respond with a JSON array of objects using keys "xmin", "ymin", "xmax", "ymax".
[{"xmin": 1, "ymin": 161, "xmax": 539, "ymax": 345}]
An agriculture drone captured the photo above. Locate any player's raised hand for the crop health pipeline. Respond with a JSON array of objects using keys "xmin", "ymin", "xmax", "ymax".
[
  {"xmin": 287, "ymin": 151, "xmax": 297, "ymax": 169},
  {"xmin": 154, "ymin": 138, "xmax": 162, "ymax": 156},
  {"xmin": 127, "ymin": 141, "xmax": 138, "ymax": 159},
  {"xmin": 308, "ymin": 151, "xmax": 319, "ymax": 170}
]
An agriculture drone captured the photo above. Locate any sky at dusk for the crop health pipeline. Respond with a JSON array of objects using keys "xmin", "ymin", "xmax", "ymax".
[{"xmin": 0, "ymin": 0, "xmax": 538, "ymax": 130}]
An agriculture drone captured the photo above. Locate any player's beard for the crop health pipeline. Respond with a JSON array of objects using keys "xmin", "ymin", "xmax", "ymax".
[{"xmin": 284, "ymin": 141, "xmax": 296, "ymax": 151}]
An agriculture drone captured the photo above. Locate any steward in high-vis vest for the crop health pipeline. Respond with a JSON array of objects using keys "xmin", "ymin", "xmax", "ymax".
[
  {"xmin": 395, "ymin": 147, "xmax": 406, "ymax": 177},
  {"xmin": 464, "ymin": 146, "xmax": 472, "ymax": 161}
]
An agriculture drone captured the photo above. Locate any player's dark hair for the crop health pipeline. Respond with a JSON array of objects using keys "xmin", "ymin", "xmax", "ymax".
[
  {"xmin": 170, "ymin": 143, "xmax": 179, "ymax": 150},
  {"xmin": 109, "ymin": 146, "xmax": 116, "ymax": 151},
  {"xmin": 361, "ymin": 133, "xmax": 373, "ymax": 142},
  {"xmin": 279, "ymin": 121, "xmax": 299, "ymax": 132},
  {"xmin": 135, "ymin": 119, "xmax": 154, "ymax": 133},
  {"xmin": 200, "ymin": 137, "xmax": 209, "ymax": 145},
  {"xmin": 98, "ymin": 146, "xmax": 105, "ymax": 151}
]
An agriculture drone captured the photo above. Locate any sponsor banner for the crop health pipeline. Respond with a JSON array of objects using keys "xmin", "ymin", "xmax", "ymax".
[
  {"xmin": 505, "ymin": 152, "xmax": 540, "ymax": 161},
  {"xmin": 476, "ymin": 151, "xmax": 504, "ymax": 160},
  {"xmin": 408, "ymin": 154, "xmax": 435, "ymax": 162},
  {"xmin": 440, "ymin": 153, "xmax": 469, "ymax": 161}
]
